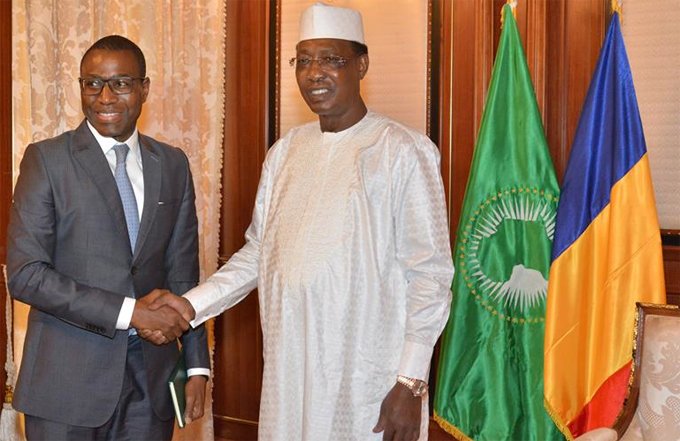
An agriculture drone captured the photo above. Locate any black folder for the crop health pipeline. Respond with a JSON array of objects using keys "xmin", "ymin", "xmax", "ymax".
[{"xmin": 168, "ymin": 352, "xmax": 187, "ymax": 428}]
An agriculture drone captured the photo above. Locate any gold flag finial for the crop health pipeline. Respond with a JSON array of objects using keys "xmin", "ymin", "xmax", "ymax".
[
  {"xmin": 501, "ymin": 0, "xmax": 517, "ymax": 27},
  {"xmin": 611, "ymin": 0, "xmax": 623, "ymax": 18}
]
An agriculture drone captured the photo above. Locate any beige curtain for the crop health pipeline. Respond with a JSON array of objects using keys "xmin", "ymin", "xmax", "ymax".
[{"xmin": 12, "ymin": 1, "xmax": 226, "ymax": 440}]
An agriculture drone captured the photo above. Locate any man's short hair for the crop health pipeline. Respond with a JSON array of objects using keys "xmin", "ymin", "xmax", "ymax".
[
  {"xmin": 351, "ymin": 41, "xmax": 368, "ymax": 56},
  {"xmin": 81, "ymin": 35, "xmax": 147, "ymax": 77}
]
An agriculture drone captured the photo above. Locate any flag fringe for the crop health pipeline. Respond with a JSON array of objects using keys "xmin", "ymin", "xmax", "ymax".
[
  {"xmin": 433, "ymin": 411, "xmax": 474, "ymax": 441},
  {"xmin": 543, "ymin": 398, "xmax": 575, "ymax": 441}
]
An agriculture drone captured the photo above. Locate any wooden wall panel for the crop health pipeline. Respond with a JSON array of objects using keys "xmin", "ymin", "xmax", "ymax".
[
  {"xmin": 1, "ymin": 0, "xmax": 12, "ymax": 408},
  {"xmin": 213, "ymin": 0, "xmax": 270, "ymax": 438},
  {"xmin": 663, "ymin": 230, "xmax": 680, "ymax": 306},
  {"xmin": 545, "ymin": 0, "xmax": 608, "ymax": 181},
  {"xmin": 664, "ymin": 245, "xmax": 680, "ymax": 305},
  {"xmin": 432, "ymin": 0, "xmax": 451, "ymax": 225},
  {"xmin": 442, "ymin": 0, "xmax": 495, "ymax": 242}
]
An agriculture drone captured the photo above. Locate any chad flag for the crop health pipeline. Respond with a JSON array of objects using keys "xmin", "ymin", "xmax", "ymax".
[{"xmin": 543, "ymin": 12, "xmax": 666, "ymax": 439}]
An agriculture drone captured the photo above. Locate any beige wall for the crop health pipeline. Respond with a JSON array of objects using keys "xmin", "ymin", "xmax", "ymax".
[{"xmin": 622, "ymin": 0, "xmax": 680, "ymax": 229}]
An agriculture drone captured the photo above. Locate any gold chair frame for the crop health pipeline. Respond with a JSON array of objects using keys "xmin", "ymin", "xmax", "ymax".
[{"xmin": 612, "ymin": 302, "xmax": 680, "ymax": 438}]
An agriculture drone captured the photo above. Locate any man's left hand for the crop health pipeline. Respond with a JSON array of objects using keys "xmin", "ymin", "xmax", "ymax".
[
  {"xmin": 184, "ymin": 375, "xmax": 208, "ymax": 424},
  {"xmin": 372, "ymin": 383, "xmax": 422, "ymax": 441}
]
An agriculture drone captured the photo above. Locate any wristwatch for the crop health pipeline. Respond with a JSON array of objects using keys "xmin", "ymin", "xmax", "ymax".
[{"xmin": 396, "ymin": 375, "xmax": 428, "ymax": 397}]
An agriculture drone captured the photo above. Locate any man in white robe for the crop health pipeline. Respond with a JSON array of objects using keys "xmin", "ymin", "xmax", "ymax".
[{"xmin": 146, "ymin": 3, "xmax": 453, "ymax": 440}]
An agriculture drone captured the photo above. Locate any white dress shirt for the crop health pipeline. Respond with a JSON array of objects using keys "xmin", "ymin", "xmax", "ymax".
[
  {"xmin": 87, "ymin": 121, "xmax": 142, "ymax": 331},
  {"xmin": 87, "ymin": 122, "xmax": 209, "ymax": 378}
]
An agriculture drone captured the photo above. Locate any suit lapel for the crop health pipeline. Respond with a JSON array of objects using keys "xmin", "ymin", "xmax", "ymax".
[
  {"xmin": 134, "ymin": 135, "xmax": 161, "ymax": 261},
  {"xmin": 71, "ymin": 121, "xmax": 132, "ymax": 252}
]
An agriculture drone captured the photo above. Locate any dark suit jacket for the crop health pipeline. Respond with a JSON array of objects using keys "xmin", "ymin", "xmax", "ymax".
[{"xmin": 6, "ymin": 120, "xmax": 209, "ymax": 427}]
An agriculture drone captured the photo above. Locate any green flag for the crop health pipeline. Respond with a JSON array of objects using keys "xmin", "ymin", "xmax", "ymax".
[{"xmin": 434, "ymin": 6, "xmax": 564, "ymax": 441}]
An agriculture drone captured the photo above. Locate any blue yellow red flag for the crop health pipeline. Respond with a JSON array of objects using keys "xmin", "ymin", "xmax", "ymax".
[{"xmin": 543, "ymin": 12, "xmax": 666, "ymax": 439}]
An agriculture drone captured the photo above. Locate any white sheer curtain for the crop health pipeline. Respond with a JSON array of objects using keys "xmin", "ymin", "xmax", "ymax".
[{"xmin": 12, "ymin": 1, "xmax": 227, "ymax": 439}]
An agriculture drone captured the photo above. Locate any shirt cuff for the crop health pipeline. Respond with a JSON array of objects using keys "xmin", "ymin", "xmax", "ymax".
[
  {"xmin": 185, "ymin": 283, "xmax": 216, "ymax": 328},
  {"xmin": 398, "ymin": 340, "xmax": 434, "ymax": 381},
  {"xmin": 116, "ymin": 297, "xmax": 136, "ymax": 330},
  {"xmin": 187, "ymin": 368, "xmax": 211, "ymax": 378}
]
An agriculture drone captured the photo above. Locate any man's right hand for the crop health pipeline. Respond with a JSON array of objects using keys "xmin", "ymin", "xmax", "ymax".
[
  {"xmin": 147, "ymin": 291, "xmax": 196, "ymax": 322},
  {"xmin": 130, "ymin": 289, "xmax": 190, "ymax": 344}
]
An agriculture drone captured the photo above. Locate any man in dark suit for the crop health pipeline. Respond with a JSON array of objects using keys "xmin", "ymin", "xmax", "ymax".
[{"xmin": 6, "ymin": 35, "xmax": 209, "ymax": 441}]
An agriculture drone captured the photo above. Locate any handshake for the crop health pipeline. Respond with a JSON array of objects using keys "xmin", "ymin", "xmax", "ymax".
[{"xmin": 130, "ymin": 289, "xmax": 196, "ymax": 345}]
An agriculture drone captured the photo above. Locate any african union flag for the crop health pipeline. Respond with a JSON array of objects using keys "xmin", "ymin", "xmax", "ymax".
[{"xmin": 434, "ymin": 5, "xmax": 563, "ymax": 441}]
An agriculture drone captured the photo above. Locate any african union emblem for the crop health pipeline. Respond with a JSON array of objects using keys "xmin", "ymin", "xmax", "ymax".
[{"xmin": 458, "ymin": 185, "xmax": 558, "ymax": 324}]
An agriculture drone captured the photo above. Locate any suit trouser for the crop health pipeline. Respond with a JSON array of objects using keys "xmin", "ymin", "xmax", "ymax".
[{"xmin": 25, "ymin": 335, "xmax": 174, "ymax": 441}]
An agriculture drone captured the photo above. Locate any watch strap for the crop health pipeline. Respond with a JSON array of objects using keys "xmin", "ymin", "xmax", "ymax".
[{"xmin": 396, "ymin": 375, "xmax": 428, "ymax": 397}]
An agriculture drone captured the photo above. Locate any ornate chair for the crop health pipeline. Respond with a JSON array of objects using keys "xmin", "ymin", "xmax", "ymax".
[{"xmin": 576, "ymin": 302, "xmax": 680, "ymax": 441}]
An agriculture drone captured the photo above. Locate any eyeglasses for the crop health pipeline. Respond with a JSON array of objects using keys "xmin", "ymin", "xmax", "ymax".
[
  {"xmin": 288, "ymin": 55, "xmax": 352, "ymax": 70},
  {"xmin": 79, "ymin": 76, "xmax": 146, "ymax": 96}
]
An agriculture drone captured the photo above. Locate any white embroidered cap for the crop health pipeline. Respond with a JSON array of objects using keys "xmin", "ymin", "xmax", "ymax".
[{"xmin": 299, "ymin": 2, "xmax": 365, "ymax": 45}]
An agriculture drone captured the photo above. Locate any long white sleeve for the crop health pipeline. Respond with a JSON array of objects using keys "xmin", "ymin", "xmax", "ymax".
[{"xmin": 185, "ymin": 159, "xmax": 273, "ymax": 326}]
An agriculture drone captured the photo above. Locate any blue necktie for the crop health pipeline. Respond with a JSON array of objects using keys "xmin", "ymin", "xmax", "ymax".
[{"xmin": 113, "ymin": 143, "xmax": 140, "ymax": 251}]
